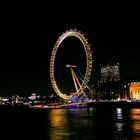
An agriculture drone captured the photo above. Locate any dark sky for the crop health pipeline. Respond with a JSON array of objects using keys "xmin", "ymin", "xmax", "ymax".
[{"xmin": 0, "ymin": 4, "xmax": 140, "ymax": 97}]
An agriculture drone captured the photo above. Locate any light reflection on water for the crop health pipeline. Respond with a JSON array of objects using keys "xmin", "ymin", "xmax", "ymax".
[
  {"xmin": 116, "ymin": 108, "xmax": 123, "ymax": 132},
  {"xmin": 130, "ymin": 109, "xmax": 140, "ymax": 139},
  {"xmin": 47, "ymin": 108, "xmax": 140, "ymax": 140},
  {"xmin": 48, "ymin": 109, "xmax": 70, "ymax": 140}
]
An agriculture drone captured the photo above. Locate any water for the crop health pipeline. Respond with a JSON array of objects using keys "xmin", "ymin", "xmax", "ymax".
[{"xmin": 0, "ymin": 107, "xmax": 140, "ymax": 140}]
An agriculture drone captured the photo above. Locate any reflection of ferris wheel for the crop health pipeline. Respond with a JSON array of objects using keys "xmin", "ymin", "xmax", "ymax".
[{"xmin": 50, "ymin": 29, "xmax": 93, "ymax": 101}]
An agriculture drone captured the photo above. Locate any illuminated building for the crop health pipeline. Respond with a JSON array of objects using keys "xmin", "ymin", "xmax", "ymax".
[
  {"xmin": 97, "ymin": 63, "xmax": 121, "ymax": 100},
  {"xmin": 100, "ymin": 63, "xmax": 120, "ymax": 83},
  {"xmin": 129, "ymin": 82, "xmax": 140, "ymax": 100}
]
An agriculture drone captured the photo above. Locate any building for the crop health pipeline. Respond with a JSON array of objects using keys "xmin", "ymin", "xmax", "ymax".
[
  {"xmin": 97, "ymin": 63, "xmax": 121, "ymax": 100},
  {"xmin": 129, "ymin": 82, "xmax": 140, "ymax": 100},
  {"xmin": 100, "ymin": 63, "xmax": 120, "ymax": 83}
]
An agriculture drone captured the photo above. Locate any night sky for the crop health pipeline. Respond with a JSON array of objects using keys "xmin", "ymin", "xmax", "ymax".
[{"xmin": 0, "ymin": 4, "xmax": 140, "ymax": 97}]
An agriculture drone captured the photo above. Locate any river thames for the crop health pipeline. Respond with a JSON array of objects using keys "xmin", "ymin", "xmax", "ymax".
[{"xmin": 0, "ymin": 106, "xmax": 140, "ymax": 140}]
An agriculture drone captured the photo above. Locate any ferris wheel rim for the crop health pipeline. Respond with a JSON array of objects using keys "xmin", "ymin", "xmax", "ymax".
[{"xmin": 50, "ymin": 29, "xmax": 93, "ymax": 101}]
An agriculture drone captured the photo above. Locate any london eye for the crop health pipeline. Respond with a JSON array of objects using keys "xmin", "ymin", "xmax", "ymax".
[{"xmin": 50, "ymin": 29, "xmax": 93, "ymax": 102}]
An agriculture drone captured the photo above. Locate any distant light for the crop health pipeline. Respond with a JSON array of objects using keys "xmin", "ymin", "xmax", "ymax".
[{"xmin": 2, "ymin": 98, "xmax": 9, "ymax": 101}]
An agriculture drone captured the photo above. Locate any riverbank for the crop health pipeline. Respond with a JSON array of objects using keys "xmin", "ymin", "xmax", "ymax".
[{"xmin": 0, "ymin": 101, "xmax": 140, "ymax": 110}]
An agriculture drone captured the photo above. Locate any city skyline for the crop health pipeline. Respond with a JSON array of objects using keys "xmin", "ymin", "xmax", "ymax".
[
  {"xmin": 1, "ymin": 4, "xmax": 140, "ymax": 140},
  {"xmin": 1, "ymin": 10, "xmax": 140, "ymax": 97}
]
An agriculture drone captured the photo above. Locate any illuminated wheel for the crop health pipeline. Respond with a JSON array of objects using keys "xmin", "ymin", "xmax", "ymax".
[{"xmin": 50, "ymin": 29, "xmax": 93, "ymax": 101}]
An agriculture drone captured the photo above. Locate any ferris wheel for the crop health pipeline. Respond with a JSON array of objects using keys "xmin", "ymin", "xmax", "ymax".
[{"xmin": 50, "ymin": 29, "xmax": 93, "ymax": 101}]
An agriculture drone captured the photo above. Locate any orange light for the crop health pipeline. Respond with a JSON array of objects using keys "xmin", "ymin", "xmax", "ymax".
[{"xmin": 129, "ymin": 82, "xmax": 140, "ymax": 99}]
